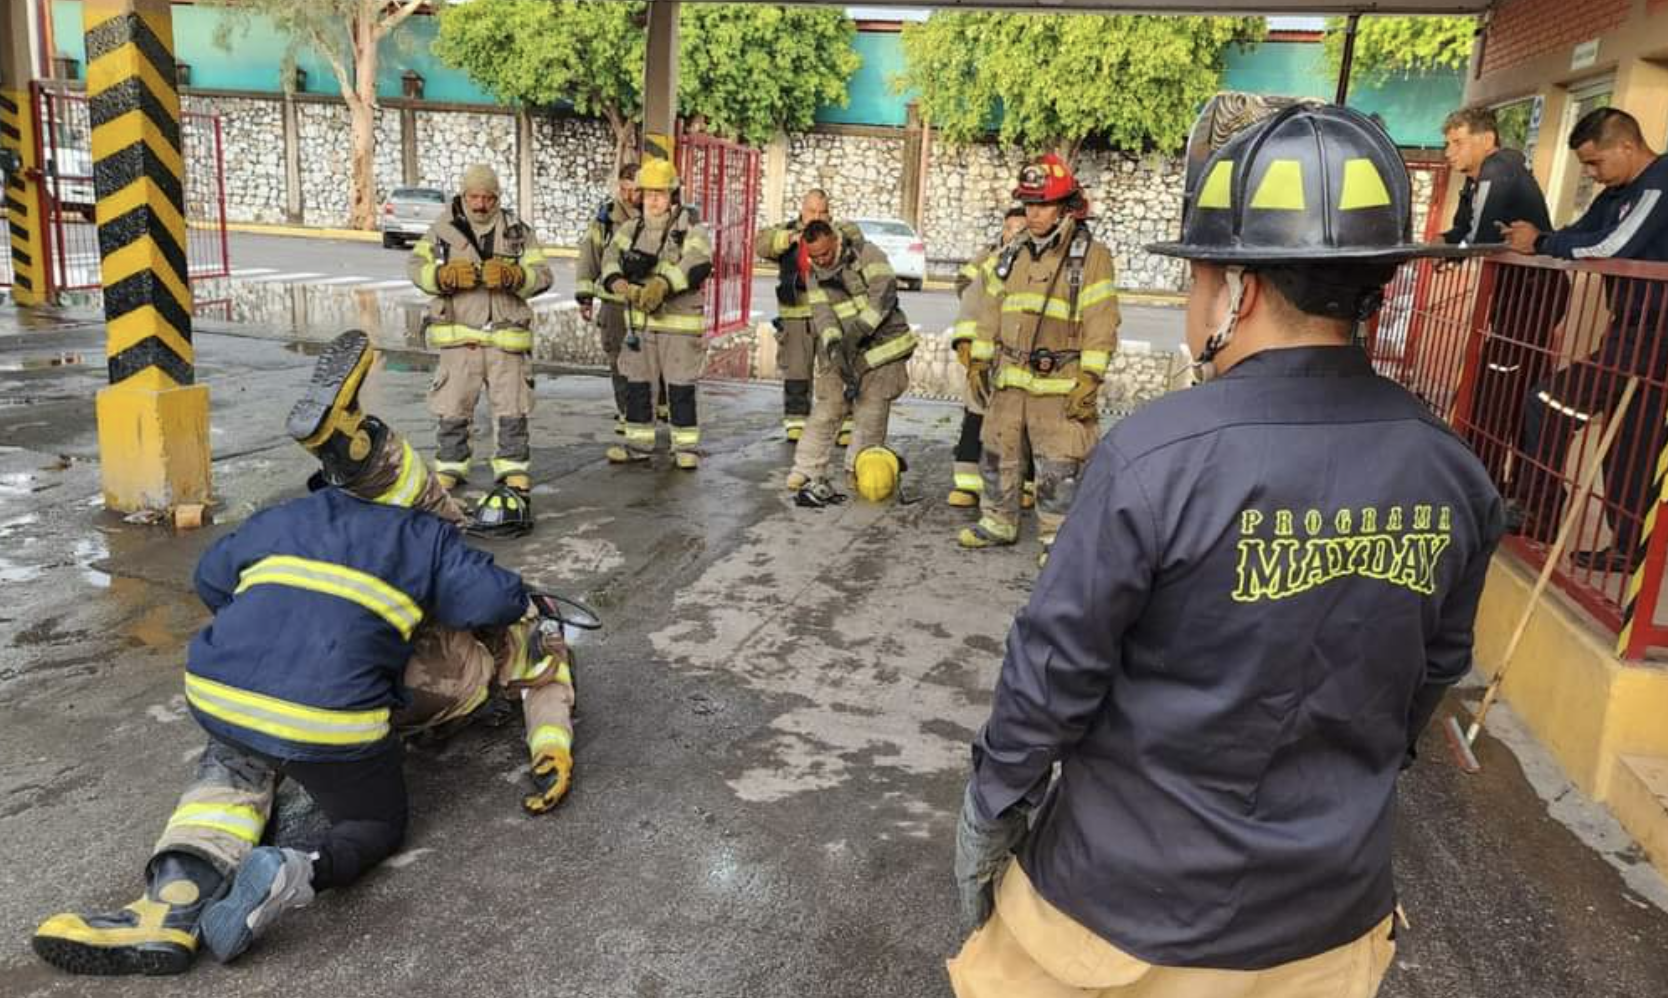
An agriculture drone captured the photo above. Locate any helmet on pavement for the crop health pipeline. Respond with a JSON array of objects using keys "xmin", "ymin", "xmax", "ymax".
[
  {"xmin": 853, "ymin": 446, "xmax": 904, "ymax": 503},
  {"xmin": 636, "ymin": 158, "xmax": 679, "ymax": 192},
  {"xmin": 465, "ymin": 482, "xmax": 533, "ymax": 538}
]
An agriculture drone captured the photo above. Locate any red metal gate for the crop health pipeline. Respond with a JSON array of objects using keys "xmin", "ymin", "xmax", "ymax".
[
  {"xmin": 677, "ymin": 131, "xmax": 757, "ymax": 339},
  {"xmin": 3, "ymin": 83, "xmax": 229, "ymax": 297}
]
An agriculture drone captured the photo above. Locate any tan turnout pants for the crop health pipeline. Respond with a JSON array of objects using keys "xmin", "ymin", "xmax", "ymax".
[
  {"xmin": 978, "ymin": 385, "xmax": 1098, "ymax": 546},
  {"xmin": 791, "ymin": 360, "xmax": 908, "ymax": 481},
  {"xmin": 948, "ymin": 862, "xmax": 1396, "ymax": 998},
  {"xmin": 429, "ymin": 345, "xmax": 535, "ymax": 480}
]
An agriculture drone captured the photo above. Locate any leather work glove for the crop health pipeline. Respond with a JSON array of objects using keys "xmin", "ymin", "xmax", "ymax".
[
  {"xmin": 482, "ymin": 257, "xmax": 525, "ymax": 292},
  {"xmin": 523, "ymin": 746, "xmax": 573, "ymax": 814},
  {"xmin": 967, "ymin": 359, "xmax": 992, "ymax": 410},
  {"xmin": 638, "ymin": 275, "xmax": 672, "ymax": 314},
  {"xmin": 954, "ymin": 340, "xmax": 973, "ymax": 369},
  {"xmin": 953, "ymin": 782, "xmax": 1029, "ymax": 934},
  {"xmin": 436, "ymin": 259, "xmax": 479, "ymax": 293},
  {"xmin": 1065, "ymin": 370, "xmax": 1103, "ymax": 422}
]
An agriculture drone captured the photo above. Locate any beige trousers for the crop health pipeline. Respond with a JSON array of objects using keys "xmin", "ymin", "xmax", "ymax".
[
  {"xmin": 791, "ymin": 360, "xmax": 908, "ymax": 480},
  {"xmin": 948, "ymin": 862, "xmax": 1395, "ymax": 998}
]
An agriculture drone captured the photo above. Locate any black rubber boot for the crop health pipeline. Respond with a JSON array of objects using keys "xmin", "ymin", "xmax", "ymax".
[
  {"xmin": 288, "ymin": 330, "xmax": 373, "ymax": 448},
  {"xmin": 32, "ymin": 852, "xmax": 224, "ymax": 977}
]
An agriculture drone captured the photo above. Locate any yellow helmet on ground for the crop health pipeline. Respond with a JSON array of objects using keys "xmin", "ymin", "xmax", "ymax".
[
  {"xmin": 853, "ymin": 446, "xmax": 903, "ymax": 503},
  {"xmin": 636, "ymin": 158, "xmax": 679, "ymax": 192}
]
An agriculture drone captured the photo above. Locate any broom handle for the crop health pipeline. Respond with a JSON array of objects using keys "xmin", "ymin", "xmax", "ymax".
[{"xmin": 1467, "ymin": 376, "xmax": 1639, "ymax": 743}]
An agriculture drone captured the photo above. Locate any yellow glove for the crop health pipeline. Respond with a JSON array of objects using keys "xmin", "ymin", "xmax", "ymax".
[
  {"xmin": 1065, "ymin": 370, "xmax": 1103, "ymax": 421},
  {"xmin": 638, "ymin": 275, "xmax": 672, "ymax": 313},
  {"xmin": 954, "ymin": 340, "xmax": 973, "ymax": 369},
  {"xmin": 482, "ymin": 257, "xmax": 525, "ymax": 292},
  {"xmin": 436, "ymin": 259, "xmax": 478, "ymax": 293},
  {"xmin": 967, "ymin": 359, "xmax": 992, "ymax": 409},
  {"xmin": 523, "ymin": 746, "xmax": 573, "ymax": 814}
]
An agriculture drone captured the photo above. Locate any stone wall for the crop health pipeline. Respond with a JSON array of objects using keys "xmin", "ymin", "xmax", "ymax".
[
  {"xmin": 293, "ymin": 101, "xmax": 404, "ymax": 225},
  {"xmin": 780, "ymin": 131, "xmax": 909, "ymax": 227},
  {"xmin": 415, "ymin": 109, "xmax": 517, "ymax": 215},
  {"xmin": 530, "ymin": 115, "xmax": 617, "ymax": 247},
  {"xmin": 184, "ymin": 95, "xmax": 285, "ymax": 224}
]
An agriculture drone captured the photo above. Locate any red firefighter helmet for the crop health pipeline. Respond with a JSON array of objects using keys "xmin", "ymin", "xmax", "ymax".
[{"xmin": 1013, "ymin": 153, "xmax": 1081, "ymax": 205}]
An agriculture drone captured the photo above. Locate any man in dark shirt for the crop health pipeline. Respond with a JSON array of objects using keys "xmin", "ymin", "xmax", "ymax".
[
  {"xmin": 1441, "ymin": 107, "xmax": 1568, "ymax": 488},
  {"xmin": 950, "ymin": 105, "xmax": 1503, "ymax": 997},
  {"xmin": 1502, "ymin": 108, "xmax": 1668, "ymax": 570}
]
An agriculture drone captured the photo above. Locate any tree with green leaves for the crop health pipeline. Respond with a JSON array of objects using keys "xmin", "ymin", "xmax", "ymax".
[
  {"xmin": 1324, "ymin": 16, "xmax": 1477, "ymax": 81},
  {"xmin": 435, "ymin": 1, "xmax": 860, "ymax": 165},
  {"xmin": 897, "ymin": 13, "xmax": 1264, "ymax": 161},
  {"xmin": 206, "ymin": 0, "xmax": 427, "ymax": 230}
]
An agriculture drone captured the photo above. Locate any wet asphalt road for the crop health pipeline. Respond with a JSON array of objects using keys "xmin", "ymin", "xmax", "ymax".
[{"xmin": 1, "ymin": 314, "xmax": 1665, "ymax": 997}]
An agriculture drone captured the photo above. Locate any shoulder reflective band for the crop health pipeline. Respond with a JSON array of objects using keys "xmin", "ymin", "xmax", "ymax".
[
  {"xmin": 235, "ymin": 555, "xmax": 424, "ymax": 639},
  {"xmin": 861, "ymin": 261, "xmax": 894, "ymax": 282},
  {"xmin": 164, "ymin": 801, "xmax": 268, "ymax": 845},
  {"xmin": 373, "ymin": 439, "xmax": 429, "ymax": 509},
  {"xmin": 185, "ymin": 673, "xmax": 392, "ymax": 747},
  {"xmin": 1078, "ymin": 279, "xmax": 1118, "ymax": 312}
]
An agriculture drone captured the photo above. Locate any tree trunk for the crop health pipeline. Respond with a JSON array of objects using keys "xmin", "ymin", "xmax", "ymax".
[
  {"xmin": 604, "ymin": 106, "xmax": 637, "ymax": 175},
  {"xmin": 346, "ymin": 13, "xmax": 381, "ymax": 230}
]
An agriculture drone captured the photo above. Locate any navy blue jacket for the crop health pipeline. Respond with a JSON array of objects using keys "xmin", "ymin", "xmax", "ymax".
[
  {"xmin": 1541, "ymin": 154, "xmax": 1668, "ymax": 345},
  {"xmin": 187, "ymin": 488, "xmax": 527, "ymax": 761},
  {"xmin": 1443, "ymin": 148, "xmax": 1551, "ymax": 246},
  {"xmin": 971, "ymin": 346, "xmax": 1503, "ymax": 970}
]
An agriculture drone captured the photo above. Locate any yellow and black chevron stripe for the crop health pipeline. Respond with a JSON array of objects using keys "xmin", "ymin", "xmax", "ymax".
[
  {"xmin": 84, "ymin": 0, "xmax": 193, "ymax": 391},
  {"xmin": 1616, "ymin": 442, "xmax": 1668, "ymax": 657},
  {"xmin": 1, "ymin": 88, "xmax": 49, "ymax": 305}
]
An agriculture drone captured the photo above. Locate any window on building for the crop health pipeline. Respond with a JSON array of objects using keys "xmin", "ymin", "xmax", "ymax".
[
  {"xmin": 1551, "ymin": 81, "xmax": 1613, "ymax": 227},
  {"xmin": 1493, "ymin": 96, "xmax": 1541, "ymax": 161}
]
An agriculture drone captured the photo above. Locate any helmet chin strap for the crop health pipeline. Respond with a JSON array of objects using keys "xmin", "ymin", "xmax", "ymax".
[{"xmin": 1191, "ymin": 265, "xmax": 1246, "ymax": 383}]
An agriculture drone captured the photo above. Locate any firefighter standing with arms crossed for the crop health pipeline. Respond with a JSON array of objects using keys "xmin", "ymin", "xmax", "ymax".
[
  {"xmin": 407, "ymin": 164, "xmax": 553, "ymax": 526},
  {"xmin": 950, "ymin": 104, "xmax": 1503, "ymax": 998},
  {"xmin": 960, "ymin": 155, "xmax": 1120, "ymax": 566},
  {"xmin": 576, "ymin": 163, "xmax": 642, "ymax": 433},
  {"xmin": 601, "ymin": 159, "xmax": 714, "ymax": 469}
]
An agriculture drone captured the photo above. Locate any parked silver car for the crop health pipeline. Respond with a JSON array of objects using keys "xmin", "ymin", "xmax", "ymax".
[
  {"xmin": 380, "ymin": 187, "xmax": 447, "ymax": 248},
  {"xmin": 852, "ymin": 217, "xmax": 927, "ymax": 290}
]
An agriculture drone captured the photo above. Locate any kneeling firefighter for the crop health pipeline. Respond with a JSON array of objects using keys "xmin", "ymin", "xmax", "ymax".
[
  {"xmin": 960, "ymin": 154, "xmax": 1120, "ymax": 567},
  {"xmin": 784, "ymin": 219, "xmax": 918, "ymax": 493},
  {"xmin": 600, "ymin": 158, "xmax": 714, "ymax": 470},
  {"xmin": 407, "ymin": 164, "xmax": 553, "ymax": 527}
]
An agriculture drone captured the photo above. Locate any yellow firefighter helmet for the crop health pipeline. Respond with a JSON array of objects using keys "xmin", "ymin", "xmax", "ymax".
[
  {"xmin": 853, "ymin": 446, "xmax": 903, "ymax": 503},
  {"xmin": 636, "ymin": 158, "xmax": 679, "ymax": 192}
]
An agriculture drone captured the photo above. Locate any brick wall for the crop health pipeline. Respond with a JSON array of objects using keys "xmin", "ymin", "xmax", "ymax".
[
  {"xmin": 1482, "ymin": 0, "xmax": 1630, "ymax": 76},
  {"xmin": 1650, "ymin": 0, "xmax": 1668, "ymax": 15}
]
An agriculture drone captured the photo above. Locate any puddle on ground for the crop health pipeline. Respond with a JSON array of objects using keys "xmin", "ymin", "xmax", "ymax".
[{"xmin": 0, "ymin": 555, "xmax": 43, "ymax": 584}]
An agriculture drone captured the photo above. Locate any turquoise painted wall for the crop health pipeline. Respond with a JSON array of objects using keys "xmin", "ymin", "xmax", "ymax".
[
  {"xmin": 46, "ymin": 6, "xmax": 1457, "ymax": 147},
  {"xmin": 50, "ymin": 1, "xmax": 495, "ymax": 103}
]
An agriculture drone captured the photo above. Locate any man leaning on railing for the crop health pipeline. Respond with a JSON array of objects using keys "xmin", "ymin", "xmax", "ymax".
[{"xmin": 1501, "ymin": 107, "xmax": 1668, "ymax": 573}]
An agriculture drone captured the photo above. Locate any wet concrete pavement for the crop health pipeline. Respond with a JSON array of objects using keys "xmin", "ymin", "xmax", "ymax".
[{"xmin": 2, "ymin": 306, "xmax": 1667, "ymax": 997}]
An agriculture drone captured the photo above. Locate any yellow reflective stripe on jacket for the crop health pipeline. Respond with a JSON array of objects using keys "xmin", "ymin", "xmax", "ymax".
[
  {"xmin": 234, "ymin": 555, "xmax": 424, "ymax": 640},
  {"xmin": 864, "ymin": 331, "xmax": 917, "ymax": 369},
  {"xmin": 427, "ymin": 324, "xmax": 534, "ymax": 353},
  {"xmin": 861, "ymin": 261, "xmax": 894, "ymax": 282},
  {"xmin": 778, "ymin": 304, "xmax": 813, "ymax": 319},
  {"xmin": 1080, "ymin": 349, "xmax": 1111, "ymax": 376},
  {"xmin": 950, "ymin": 320, "xmax": 979, "ymax": 344},
  {"xmin": 627, "ymin": 309, "xmax": 707, "ymax": 334},
  {"xmin": 165, "ymin": 801, "xmax": 267, "ymax": 844},
  {"xmin": 993, "ymin": 366, "xmax": 1076, "ymax": 395},
  {"xmin": 1003, "ymin": 292, "xmax": 1077, "ymax": 322},
  {"xmin": 820, "ymin": 327, "xmax": 842, "ymax": 348},
  {"xmin": 412, "ymin": 240, "xmax": 440, "ymax": 294},
  {"xmin": 770, "ymin": 228, "xmax": 796, "ymax": 255},
  {"xmin": 827, "ymin": 298, "xmax": 860, "ymax": 319},
  {"xmin": 1078, "ymin": 278, "xmax": 1118, "ymax": 311},
  {"xmin": 957, "ymin": 261, "xmax": 979, "ymax": 281},
  {"xmin": 656, "ymin": 259, "xmax": 690, "ymax": 293},
  {"xmin": 185, "ymin": 673, "xmax": 392, "ymax": 747},
  {"xmin": 518, "ymin": 249, "xmax": 548, "ymax": 296},
  {"xmin": 529, "ymin": 723, "xmax": 573, "ymax": 756},
  {"xmin": 970, "ymin": 339, "xmax": 996, "ymax": 361},
  {"xmin": 372, "ymin": 440, "xmax": 428, "ymax": 509},
  {"xmin": 855, "ymin": 306, "xmax": 883, "ymax": 329}
]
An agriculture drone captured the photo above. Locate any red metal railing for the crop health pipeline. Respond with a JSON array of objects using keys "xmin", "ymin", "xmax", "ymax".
[
  {"xmin": 677, "ymin": 131, "xmax": 757, "ymax": 339},
  {"xmin": 1368, "ymin": 252, "xmax": 1668, "ymax": 659},
  {"xmin": 29, "ymin": 84, "xmax": 229, "ymax": 296}
]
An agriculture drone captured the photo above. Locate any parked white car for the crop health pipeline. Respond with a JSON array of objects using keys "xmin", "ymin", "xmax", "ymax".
[
  {"xmin": 380, "ymin": 187, "xmax": 447, "ymax": 248},
  {"xmin": 852, "ymin": 217, "xmax": 926, "ymax": 290}
]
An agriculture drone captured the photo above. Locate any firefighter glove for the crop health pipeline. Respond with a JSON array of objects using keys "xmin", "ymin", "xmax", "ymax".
[
  {"xmin": 954, "ymin": 340, "xmax": 973, "ymax": 369},
  {"xmin": 967, "ymin": 359, "xmax": 992, "ymax": 410},
  {"xmin": 436, "ymin": 260, "xmax": 479, "ymax": 293},
  {"xmin": 523, "ymin": 746, "xmax": 573, "ymax": 814},
  {"xmin": 638, "ymin": 275, "xmax": 672, "ymax": 314},
  {"xmin": 954, "ymin": 782, "xmax": 1028, "ymax": 934},
  {"xmin": 482, "ymin": 257, "xmax": 525, "ymax": 292},
  {"xmin": 1065, "ymin": 370, "xmax": 1103, "ymax": 422}
]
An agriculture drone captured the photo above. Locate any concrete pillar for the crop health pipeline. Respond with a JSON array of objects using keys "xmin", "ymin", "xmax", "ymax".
[
  {"xmin": 641, "ymin": 0, "xmax": 678, "ymax": 164},
  {"xmin": 400, "ymin": 105, "xmax": 418, "ymax": 187},
  {"xmin": 515, "ymin": 106, "xmax": 534, "ymax": 223},
  {"xmin": 282, "ymin": 89, "xmax": 302, "ymax": 223},
  {"xmin": 2, "ymin": 1, "xmax": 51, "ymax": 304},
  {"xmin": 762, "ymin": 130, "xmax": 788, "ymax": 223},
  {"xmin": 83, "ymin": 0, "xmax": 210, "ymax": 512}
]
